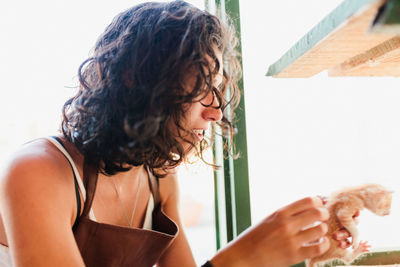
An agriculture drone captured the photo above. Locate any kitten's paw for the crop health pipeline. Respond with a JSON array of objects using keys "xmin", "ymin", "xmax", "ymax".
[
  {"xmin": 360, "ymin": 241, "xmax": 371, "ymax": 252},
  {"xmin": 353, "ymin": 241, "xmax": 371, "ymax": 255}
]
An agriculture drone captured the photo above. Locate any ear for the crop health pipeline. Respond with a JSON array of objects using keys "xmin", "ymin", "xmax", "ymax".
[
  {"xmin": 378, "ymin": 189, "xmax": 394, "ymax": 195},
  {"xmin": 376, "ymin": 190, "xmax": 392, "ymax": 199}
]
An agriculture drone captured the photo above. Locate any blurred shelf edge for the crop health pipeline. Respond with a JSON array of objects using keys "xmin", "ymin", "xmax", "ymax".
[
  {"xmin": 290, "ymin": 250, "xmax": 400, "ymax": 267},
  {"xmin": 266, "ymin": 0, "xmax": 400, "ymax": 78}
]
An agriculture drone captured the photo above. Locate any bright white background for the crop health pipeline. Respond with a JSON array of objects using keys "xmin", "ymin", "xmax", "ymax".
[
  {"xmin": 240, "ymin": 0, "xmax": 400, "ymax": 251},
  {"xmin": 0, "ymin": 0, "xmax": 399, "ymax": 264}
]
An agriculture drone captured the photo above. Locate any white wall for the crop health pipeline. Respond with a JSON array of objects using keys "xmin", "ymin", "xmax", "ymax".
[
  {"xmin": 240, "ymin": 1, "xmax": 400, "ymax": 250},
  {"xmin": 0, "ymin": 0, "xmax": 203, "ymax": 156},
  {"xmin": 0, "ymin": 1, "xmax": 215, "ymax": 265}
]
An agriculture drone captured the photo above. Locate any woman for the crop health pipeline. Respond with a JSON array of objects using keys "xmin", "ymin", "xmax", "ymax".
[{"xmin": 0, "ymin": 1, "xmax": 350, "ymax": 266}]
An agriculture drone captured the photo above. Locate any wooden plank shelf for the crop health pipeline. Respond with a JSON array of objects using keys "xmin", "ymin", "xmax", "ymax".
[
  {"xmin": 266, "ymin": 0, "xmax": 400, "ymax": 78},
  {"xmin": 291, "ymin": 250, "xmax": 400, "ymax": 267}
]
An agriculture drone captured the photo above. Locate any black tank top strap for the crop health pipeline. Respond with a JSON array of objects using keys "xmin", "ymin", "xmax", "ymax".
[
  {"xmin": 81, "ymin": 160, "xmax": 99, "ymax": 218},
  {"xmin": 51, "ymin": 136, "xmax": 81, "ymax": 229}
]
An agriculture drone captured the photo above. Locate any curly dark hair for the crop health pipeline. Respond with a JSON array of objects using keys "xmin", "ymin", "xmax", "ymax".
[{"xmin": 61, "ymin": 0, "xmax": 241, "ymax": 177}]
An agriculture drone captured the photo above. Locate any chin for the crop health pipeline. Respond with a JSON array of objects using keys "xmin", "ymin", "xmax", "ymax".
[{"xmin": 184, "ymin": 145, "xmax": 196, "ymax": 155}]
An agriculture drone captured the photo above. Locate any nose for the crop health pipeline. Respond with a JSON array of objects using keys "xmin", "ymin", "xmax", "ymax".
[
  {"xmin": 384, "ymin": 210, "xmax": 390, "ymax": 216},
  {"xmin": 202, "ymin": 91, "xmax": 223, "ymax": 122},
  {"xmin": 203, "ymin": 105, "xmax": 223, "ymax": 122}
]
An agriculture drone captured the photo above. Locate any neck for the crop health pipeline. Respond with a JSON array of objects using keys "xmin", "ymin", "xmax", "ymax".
[{"xmin": 104, "ymin": 165, "xmax": 146, "ymax": 191}]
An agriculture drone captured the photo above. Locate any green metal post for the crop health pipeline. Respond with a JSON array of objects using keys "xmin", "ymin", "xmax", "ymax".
[
  {"xmin": 206, "ymin": 0, "xmax": 251, "ymax": 249},
  {"xmin": 223, "ymin": 0, "xmax": 252, "ymax": 238}
]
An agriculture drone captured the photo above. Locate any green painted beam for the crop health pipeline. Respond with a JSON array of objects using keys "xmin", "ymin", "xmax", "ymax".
[
  {"xmin": 212, "ymin": 124, "xmax": 228, "ymax": 249},
  {"xmin": 266, "ymin": 0, "xmax": 381, "ymax": 77},
  {"xmin": 223, "ymin": 0, "xmax": 251, "ymax": 238},
  {"xmin": 206, "ymin": 0, "xmax": 251, "ymax": 249},
  {"xmin": 208, "ymin": 0, "xmax": 231, "ymax": 249},
  {"xmin": 371, "ymin": 0, "xmax": 400, "ymax": 34}
]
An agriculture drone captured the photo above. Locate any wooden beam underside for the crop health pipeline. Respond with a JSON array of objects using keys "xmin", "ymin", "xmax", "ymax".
[
  {"xmin": 268, "ymin": 0, "xmax": 397, "ymax": 78},
  {"xmin": 329, "ymin": 36, "xmax": 400, "ymax": 76}
]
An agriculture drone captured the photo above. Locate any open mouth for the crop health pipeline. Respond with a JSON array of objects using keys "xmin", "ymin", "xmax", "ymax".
[{"xmin": 193, "ymin": 129, "xmax": 205, "ymax": 141}]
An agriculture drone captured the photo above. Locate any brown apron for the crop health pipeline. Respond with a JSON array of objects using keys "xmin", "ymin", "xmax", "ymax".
[{"xmin": 72, "ymin": 159, "xmax": 178, "ymax": 267}]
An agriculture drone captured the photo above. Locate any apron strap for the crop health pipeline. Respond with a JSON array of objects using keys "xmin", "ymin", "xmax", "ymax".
[{"xmin": 53, "ymin": 136, "xmax": 99, "ymax": 219}]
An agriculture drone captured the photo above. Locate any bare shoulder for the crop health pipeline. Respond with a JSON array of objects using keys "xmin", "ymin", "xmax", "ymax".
[
  {"xmin": 158, "ymin": 168, "xmax": 179, "ymax": 206},
  {"xmin": 0, "ymin": 138, "xmax": 85, "ymax": 265},
  {"xmin": 2, "ymin": 138, "xmax": 72, "ymax": 186},
  {"xmin": 0, "ymin": 138, "xmax": 76, "ymax": 215}
]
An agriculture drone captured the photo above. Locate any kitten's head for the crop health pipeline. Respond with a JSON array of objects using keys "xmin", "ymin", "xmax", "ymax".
[{"xmin": 361, "ymin": 184, "xmax": 393, "ymax": 216}]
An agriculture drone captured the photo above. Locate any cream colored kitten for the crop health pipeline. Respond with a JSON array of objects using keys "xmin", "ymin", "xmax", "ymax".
[{"xmin": 307, "ymin": 184, "xmax": 392, "ymax": 267}]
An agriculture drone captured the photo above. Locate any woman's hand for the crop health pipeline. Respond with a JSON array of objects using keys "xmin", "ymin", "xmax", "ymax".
[{"xmin": 210, "ymin": 197, "xmax": 330, "ymax": 267}]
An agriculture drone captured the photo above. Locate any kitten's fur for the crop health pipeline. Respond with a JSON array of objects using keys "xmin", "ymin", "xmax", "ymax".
[{"xmin": 307, "ymin": 184, "xmax": 392, "ymax": 267}]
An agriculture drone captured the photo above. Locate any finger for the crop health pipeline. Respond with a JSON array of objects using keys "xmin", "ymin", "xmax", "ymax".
[
  {"xmin": 333, "ymin": 229, "xmax": 350, "ymax": 241},
  {"xmin": 291, "ymin": 207, "xmax": 329, "ymax": 231},
  {"xmin": 299, "ymin": 236, "xmax": 330, "ymax": 259},
  {"xmin": 281, "ymin": 197, "xmax": 324, "ymax": 218},
  {"xmin": 297, "ymin": 223, "xmax": 328, "ymax": 245}
]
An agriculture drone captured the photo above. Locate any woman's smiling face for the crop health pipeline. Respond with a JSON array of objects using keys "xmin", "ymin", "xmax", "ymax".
[{"xmin": 172, "ymin": 49, "xmax": 224, "ymax": 153}]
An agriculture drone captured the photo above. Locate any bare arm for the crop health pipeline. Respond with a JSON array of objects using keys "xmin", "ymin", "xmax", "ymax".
[
  {"xmin": 156, "ymin": 171, "xmax": 196, "ymax": 267},
  {"xmin": 0, "ymin": 146, "xmax": 85, "ymax": 266}
]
